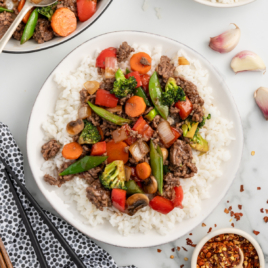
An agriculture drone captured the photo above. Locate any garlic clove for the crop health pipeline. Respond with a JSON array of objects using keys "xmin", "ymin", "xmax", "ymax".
[
  {"xmin": 254, "ymin": 87, "xmax": 268, "ymax": 120},
  {"xmin": 231, "ymin": 51, "xmax": 266, "ymax": 74},
  {"xmin": 209, "ymin": 23, "xmax": 241, "ymax": 53}
]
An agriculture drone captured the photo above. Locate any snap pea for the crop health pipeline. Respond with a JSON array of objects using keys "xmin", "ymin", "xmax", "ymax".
[
  {"xmin": 20, "ymin": 8, "xmax": 38, "ymax": 45},
  {"xmin": 134, "ymin": 87, "xmax": 151, "ymax": 106},
  {"xmin": 0, "ymin": 7, "xmax": 14, "ymax": 12},
  {"xmin": 145, "ymin": 108, "xmax": 159, "ymax": 122},
  {"xmin": 149, "ymin": 71, "xmax": 169, "ymax": 120},
  {"xmin": 59, "ymin": 155, "xmax": 107, "ymax": 176},
  {"xmin": 150, "ymin": 140, "xmax": 163, "ymax": 195},
  {"xmin": 88, "ymin": 101, "xmax": 131, "ymax": 126},
  {"xmin": 125, "ymin": 180, "xmax": 143, "ymax": 195}
]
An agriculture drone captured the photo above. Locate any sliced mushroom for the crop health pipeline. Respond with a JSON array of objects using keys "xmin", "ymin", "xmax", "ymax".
[
  {"xmin": 143, "ymin": 176, "xmax": 157, "ymax": 194},
  {"xmin": 66, "ymin": 119, "xmax": 84, "ymax": 135},
  {"xmin": 126, "ymin": 194, "xmax": 149, "ymax": 216},
  {"xmin": 161, "ymin": 147, "xmax": 169, "ymax": 163}
]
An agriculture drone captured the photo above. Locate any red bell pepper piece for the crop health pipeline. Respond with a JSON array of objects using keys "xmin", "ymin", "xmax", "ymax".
[
  {"xmin": 132, "ymin": 117, "xmax": 154, "ymax": 141},
  {"xmin": 96, "ymin": 47, "xmax": 117, "ymax": 69},
  {"xmin": 112, "ymin": 189, "xmax": 126, "ymax": 212},
  {"xmin": 125, "ymin": 136, "xmax": 137, "ymax": 146},
  {"xmin": 140, "ymin": 74, "xmax": 150, "ymax": 94},
  {"xmin": 175, "ymin": 96, "xmax": 193, "ymax": 120},
  {"xmin": 122, "ymin": 125, "xmax": 137, "ymax": 145},
  {"xmin": 95, "ymin": 89, "xmax": 118, "ymax": 108},
  {"xmin": 125, "ymin": 71, "xmax": 142, "ymax": 88},
  {"xmin": 77, "ymin": 0, "xmax": 97, "ymax": 22},
  {"xmin": 91, "ymin": 141, "xmax": 106, "ymax": 156},
  {"xmin": 173, "ymin": 186, "xmax": 184, "ymax": 209},
  {"xmin": 149, "ymin": 196, "xmax": 174, "ymax": 215}
]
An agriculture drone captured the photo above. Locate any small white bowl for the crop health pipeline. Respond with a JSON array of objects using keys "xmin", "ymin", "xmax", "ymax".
[
  {"xmin": 191, "ymin": 228, "xmax": 265, "ymax": 268},
  {"xmin": 194, "ymin": 0, "xmax": 256, "ymax": 8}
]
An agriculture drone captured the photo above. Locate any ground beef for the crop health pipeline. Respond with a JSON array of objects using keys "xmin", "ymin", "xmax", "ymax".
[
  {"xmin": 57, "ymin": 161, "xmax": 75, "ymax": 185},
  {"xmin": 57, "ymin": 0, "xmax": 77, "ymax": 16},
  {"xmin": 100, "ymin": 120, "xmax": 118, "ymax": 137},
  {"xmin": 80, "ymin": 145, "xmax": 91, "ymax": 158},
  {"xmin": 119, "ymin": 94, "xmax": 132, "ymax": 106},
  {"xmin": 169, "ymin": 105, "xmax": 180, "ymax": 114},
  {"xmin": 156, "ymin": 56, "xmax": 175, "ymax": 83},
  {"xmin": 87, "ymin": 112, "xmax": 101, "ymax": 126},
  {"xmin": 100, "ymin": 78, "xmax": 115, "ymax": 91},
  {"xmin": 163, "ymin": 173, "xmax": 180, "ymax": 200},
  {"xmin": 144, "ymin": 107, "xmax": 153, "ymax": 115},
  {"xmin": 97, "ymin": 68, "xmax": 104, "ymax": 76},
  {"xmin": 80, "ymin": 89, "xmax": 90, "ymax": 104},
  {"xmin": 78, "ymin": 166, "xmax": 102, "ymax": 184},
  {"xmin": 140, "ymin": 57, "xmax": 151, "ymax": 66},
  {"xmin": 33, "ymin": 18, "xmax": 54, "ymax": 44},
  {"xmin": 0, "ymin": 0, "xmax": 6, "ymax": 7},
  {"xmin": 44, "ymin": 174, "xmax": 60, "ymax": 186},
  {"xmin": 176, "ymin": 76, "xmax": 204, "ymax": 122},
  {"xmin": 170, "ymin": 140, "xmax": 197, "ymax": 178},
  {"xmin": 86, "ymin": 180, "xmax": 112, "ymax": 210},
  {"xmin": 151, "ymin": 115, "xmax": 161, "ymax": 129},
  {"xmin": 13, "ymin": 22, "xmax": 25, "ymax": 40},
  {"xmin": 0, "ymin": 12, "xmax": 14, "ymax": 39},
  {"xmin": 116, "ymin": 42, "xmax": 134, "ymax": 63},
  {"xmin": 41, "ymin": 139, "xmax": 61, "ymax": 160}
]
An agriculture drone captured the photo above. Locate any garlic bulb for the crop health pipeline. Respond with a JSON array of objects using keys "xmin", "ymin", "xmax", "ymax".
[
  {"xmin": 209, "ymin": 24, "xmax": 241, "ymax": 53},
  {"xmin": 254, "ymin": 87, "xmax": 268, "ymax": 120},
  {"xmin": 231, "ymin": 51, "xmax": 266, "ymax": 73}
]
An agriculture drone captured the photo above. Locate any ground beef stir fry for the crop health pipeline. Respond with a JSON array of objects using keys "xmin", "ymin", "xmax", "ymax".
[
  {"xmin": 42, "ymin": 42, "xmax": 210, "ymax": 215},
  {"xmin": 0, "ymin": 12, "xmax": 14, "ymax": 39},
  {"xmin": 33, "ymin": 18, "xmax": 54, "ymax": 44}
]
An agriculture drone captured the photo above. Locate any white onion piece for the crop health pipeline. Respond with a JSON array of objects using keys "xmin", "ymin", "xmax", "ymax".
[
  {"xmin": 105, "ymin": 57, "xmax": 118, "ymax": 79},
  {"xmin": 84, "ymin": 81, "xmax": 99, "ymax": 95},
  {"xmin": 129, "ymin": 141, "xmax": 150, "ymax": 162},
  {"xmin": 106, "ymin": 105, "xmax": 122, "ymax": 113},
  {"xmin": 78, "ymin": 106, "xmax": 92, "ymax": 119},
  {"xmin": 124, "ymin": 166, "xmax": 132, "ymax": 181},
  {"xmin": 112, "ymin": 127, "xmax": 129, "ymax": 143},
  {"xmin": 157, "ymin": 120, "xmax": 175, "ymax": 147}
]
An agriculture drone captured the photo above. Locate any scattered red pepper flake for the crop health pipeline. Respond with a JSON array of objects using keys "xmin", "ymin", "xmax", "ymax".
[
  {"xmin": 180, "ymin": 265, "xmax": 184, "ymax": 268},
  {"xmin": 184, "ymin": 257, "xmax": 188, "ymax": 261},
  {"xmin": 177, "ymin": 247, "xmax": 180, "ymax": 251},
  {"xmin": 251, "ymin": 151, "xmax": 255, "ymax": 156},
  {"xmin": 230, "ymin": 211, "xmax": 234, "ymax": 217},
  {"xmin": 214, "ymin": 224, "xmax": 217, "ymax": 227},
  {"xmin": 224, "ymin": 208, "xmax": 229, "ymax": 214},
  {"xmin": 231, "ymin": 223, "xmax": 235, "ymax": 227},
  {"xmin": 170, "ymin": 255, "xmax": 174, "ymax": 259},
  {"xmin": 238, "ymin": 205, "xmax": 242, "ymax": 210},
  {"xmin": 186, "ymin": 238, "xmax": 196, "ymax": 247},
  {"xmin": 182, "ymin": 247, "xmax": 188, "ymax": 252},
  {"xmin": 257, "ymin": 187, "xmax": 261, "ymax": 190},
  {"xmin": 264, "ymin": 217, "xmax": 268, "ymax": 223},
  {"xmin": 260, "ymin": 208, "xmax": 264, "ymax": 213},
  {"xmin": 189, "ymin": 233, "xmax": 192, "ymax": 235},
  {"xmin": 228, "ymin": 206, "xmax": 232, "ymax": 211},
  {"xmin": 207, "ymin": 227, "xmax": 212, "ymax": 233},
  {"xmin": 240, "ymin": 185, "xmax": 244, "ymax": 192},
  {"xmin": 157, "ymin": 249, "xmax": 162, "ymax": 253},
  {"xmin": 202, "ymin": 223, "xmax": 206, "ymax": 227},
  {"xmin": 171, "ymin": 248, "xmax": 175, "ymax": 252},
  {"xmin": 234, "ymin": 212, "xmax": 243, "ymax": 221},
  {"xmin": 253, "ymin": 230, "xmax": 260, "ymax": 235},
  {"xmin": 267, "ymin": 200, "xmax": 268, "ymax": 204},
  {"xmin": 227, "ymin": 200, "xmax": 229, "ymax": 203},
  {"xmin": 266, "ymin": 209, "xmax": 268, "ymax": 214}
]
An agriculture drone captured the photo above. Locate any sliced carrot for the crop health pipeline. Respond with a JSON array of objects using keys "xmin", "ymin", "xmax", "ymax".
[
  {"xmin": 17, "ymin": 0, "xmax": 25, "ymax": 12},
  {"xmin": 106, "ymin": 140, "xmax": 129, "ymax": 164},
  {"xmin": 130, "ymin": 52, "xmax": 152, "ymax": 74},
  {"xmin": 17, "ymin": 0, "xmax": 33, "ymax": 23},
  {"xmin": 97, "ymin": 126, "xmax": 104, "ymax": 141},
  {"xmin": 136, "ymin": 162, "xmax": 151, "ymax": 180},
  {"xmin": 51, "ymin": 8, "xmax": 77, "ymax": 37},
  {"xmin": 62, "ymin": 142, "xmax": 83, "ymax": 160},
  {"xmin": 125, "ymin": 96, "xmax": 146, "ymax": 118}
]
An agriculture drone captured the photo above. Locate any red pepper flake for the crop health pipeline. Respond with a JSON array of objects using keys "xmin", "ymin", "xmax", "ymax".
[
  {"xmin": 182, "ymin": 247, "xmax": 188, "ymax": 252},
  {"xmin": 228, "ymin": 206, "xmax": 232, "ymax": 211},
  {"xmin": 230, "ymin": 211, "xmax": 234, "ymax": 217},
  {"xmin": 207, "ymin": 227, "xmax": 212, "ymax": 233},
  {"xmin": 180, "ymin": 265, "xmax": 184, "ymax": 268},
  {"xmin": 260, "ymin": 208, "xmax": 264, "ymax": 213},
  {"xmin": 267, "ymin": 200, "xmax": 268, "ymax": 204},
  {"xmin": 214, "ymin": 224, "xmax": 217, "ymax": 227},
  {"xmin": 240, "ymin": 185, "xmax": 244, "ymax": 192},
  {"xmin": 157, "ymin": 249, "xmax": 162, "ymax": 253},
  {"xmin": 234, "ymin": 212, "xmax": 243, "ymax": 221},
  {"xmin": 202, "ymin": 223, "xmax": 206, "ymax": 227},
  {"xmin": 257, "ymin": 187, "xmax": 261, "ymax": 190},
  {"xmin": 266, "ymin": 209, "xmax": 268, "ymax": 214},
  {"xmin": 238, "ymin": 205, "xmax": 242, "ymax": 210},
  {"xmin": 170, "ymin": 255, "xmax": 174, "ymax": 259},
  {"xmin": 231, "ymin": 223, "xmax": 235, "ymax": 227},
  {"xmin": 186, "ymin": 238, "xmax": 196, "ymax": 247},
  {"xmin": 171, "ymin": 248, "xmax": 175, "ymax": 252},
  {"xmin": 177, "ymin": 247, "xmax": 180, "ymax": 251},
  {"xmin": 264, "ymin": 217, "xmax": 268, "ymax": 223},
  {"xmin": 189, "ymin": 233, "xmax": 192, "ymax": 235},
  {"xmin": 227, "ymin": 200, "xmax": 229, "ymax": 203},
  {"xmin": 224, "ymin": 208, "xmax": 229, "ymax": 214},
  {"xmin": 253, "ymin": 230, "xmax": 260, "ymax": 235}
]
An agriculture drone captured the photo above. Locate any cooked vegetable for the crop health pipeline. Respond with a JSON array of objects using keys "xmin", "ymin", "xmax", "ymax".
[
  {"xmin": 66, "ymin": 119, "xmax": 84, "ymax": 135},
  {"xmin": 143, "ymin": 176, "xmax": 157, "ymax": 194},
  {"xmin": 78, "ymin": 121, "xmax": 101, "ymax": 145},
  {"xmin": 59, "ymin": 155, "xmax": 107, "ymax": 176},
  {"xmin": 78, "ymin": 106, "xmax": 92, "ymax": 119},
  {"xmin": 106, "ymin": 105, "xmax": 122, "ymax": 113},
  {"xmin": 77, "ymin": 0, "xmax": 96, "ymax": 22},
  {"xmin": 162, "ymin": 77, "xmax": 186, "ymax": 106},
  {"xmin": 124, "ymin": 166, "xmax": 132, "ymax": 181},
  {"xmin": 134, "ymin": 87, "xmax": 151, "ymax": 106},
  {"xmin": 132, "ymin": 117, "xmax": 154, "ymax": 141},
  {"xmin": 112, "ymin": 125, "xmax": 130, "ymax": 143},
  {"xmin": 170, "ymin": 127, "xmax": 181, "ymax": 145},
  {"xmin": 157, "ymin": 120, "xmax": 175, "ymax": 148},
  {"xmin": 149, "ymin": 196, "xmax": 174, "ymax": 214},
  {"xmin": 163, "ymin": 165, "xmax": 170, "ymax": 175},
  {"xmin": 97, "ymin": 126, "xmax": 104, "ymax": 141},
  {"xmin": 126, "ymin": 194, "xmax": 149, "ymax": 216},
  {"xmin": 173, "ymin": 186, "xmax": 183, "ymax": 209},
  {"xmin": 62, "ymin": 142, "xmax": 83, "ymax": 160},
  {"xmin": 129, "ymin": 141, "xmax": 150, "ymax": 162},
  {"xmin": 105, "ymin": 57, "xmax": 118, "ymax": 79},
  {"xmin": 112, "ymin": 188, "xmax": 126, "ymax": 212},
  {"xmin": 178, "ymin": 57, "xmax": 190, "ymax": 65},
  {"xmin": 125, "ymin": 180, "xmax": 143, "ymax": 195},
  {"xmin": 198, "ymin": 114, "xmax": 211, "ymax": 128},
  {"xmin": 111, "ymin": 69, "xmax": 137, "ymax": 98},
  {"xmin": 91, "ymin": 141, "xmax": 106, "ymax": 156},
  {"xmin": 125, "ymin": 96, "xmax": 146, "ymax": 118},
  {"xmin": 17, "ymin": 0, "xmax": 32, "ymax": 23},
  {"xmin": 136, "ymin": 162, "xmax": 151, "ymax": 180},
  {"xmin": 96, "ymin": 47, "xmax": 117, "ymax": 69},
  {"xmin": 51, "ymin": 7, "xmax": 77, "ymax": 37},
  {"xmin": 88, "ymin": 101, "xmax": 131, "ymax": 126},
  {"xmin": 0, "ymin": 7, "xmax": 14, "ymax": 12},
  {"xmin": 175, "ymin": 96, "xmax": 193, "ymax": 120},
  {"xmin": 126, "ymin": 68, "xmax": 131, "ymax": 74},
  {"xmin": 95, "ymin": 89, "xmax": 118, "ymax": 108},
  {"xmin": 37, "ymin": 2, "xmax": 57, "ymax": 21},
  {"xmin": 130, "ymin": 52, "xmax": 152, "ymax": 74},
  {"xmin": 145, "ymin": 108, "xmax": 158, "ymax": 122},
  {"xmin": 150, "ymin": 140, "xmax": 163, "ymax": 195},
  {"xmin": 84, "ymin": 81, "xmax": 99, "ymax": 95},
  {"xmin": 182, "ymin": 121, "xmax": 199, "ymax": 139},
  {"xmin": 190, "ymin": 133, "xmax": 209, "ymax": 153},
  {"xmin": 160, "ymin": 147, "xmax": 168, "ymax": 163},
  {"xmin": 20, "ymin": 9, "xmax": 38, "ymax": 44},
  {"xmin": 100, "ymin": 160, "xmax": 126, "ymax": 190},
  {"xmin": 149, "ymin": 72, "xmax": 169, "ymax": 120},
  {"xmin": 125, "ymin": 71, "xmax": 142, "ymax": 88},
  {"xmin": 140, "ymin": 74, "xmax": 150, "ymax": 94},
  {"xmin": 106, "ymin": 140, "xmax": 129, "ymax": 164}
]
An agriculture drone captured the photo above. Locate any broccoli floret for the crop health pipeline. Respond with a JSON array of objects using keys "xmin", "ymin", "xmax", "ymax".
[
  {"xmin": 111, "ymin": 69, "xmax": 137, "ymax": 98},
  {"xmin": 162, "ymin": 77, "xmax": 186, "ymax": 106},
  {"xmin": 100, "ymin": 160, "xmax": 127, "ymax": 190},
  {"xmin": 37, "ymin": 2, "xmax": 57, "ymax": 21},
  {"xmin": 198, "ymin": 114, "xmax": 212, "ymax": 128},
  {"xmin": 78, "ymin": 121, "xmax": 101, "ymax": 145}
]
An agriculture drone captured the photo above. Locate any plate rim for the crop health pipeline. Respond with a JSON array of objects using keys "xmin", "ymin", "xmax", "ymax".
[
  {"xmin": 193, "ymin": 0, "xmax": 256, "ymax": 8},
  {"xmin": 26, "ymin": 30, "xmax": 244, "ymax": 248}
]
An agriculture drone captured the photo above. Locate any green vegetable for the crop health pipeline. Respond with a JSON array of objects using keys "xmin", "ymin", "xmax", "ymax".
[
  {"xmin": 198, "ymin": 114, "xmax": 211, "ymax": 128},
  {"xmin": 162, "ymin": 77, "xmax": 186, "ymax": 106},
  {"xmin": 126, "ymin": 68, "xmax": 131, "ymax": 74},
  {"xmin": 125, "ymin": 180, "xmax": 143, "ymax": 195},
  {"xmin": 20, "ymin": 8, "xmax": 38, "ymax": 45},
  {"xmin": 149, "ymin": 71, "xmax": 169, "ymax": 120},
  {"xmin": 145, "ymin": 108, "xmax": 159, "ymax": 122},
  {"xmin": 111, "ymin": 68, "xmax": 137, "ymax": 98},
  {"xmin": 150, "ymin": 140, "xmax": 163, "ymax": 195},
  {"xmin": 191, "ymin": 133, "xmax": 209, "ymax": 153},
  {"xmin": 182, "ymin": 121, "xmax": 199, "ymax": 139},
  {"xmin": 37, "ymin": 2, "xmax": 57, "ymax": 21},
  {"xmin": 78, "ymin": 121, "xmax": 101, "ymax": 145},
  {"xmin": 163, "ymin": 165, "xmax": 170, "ymax": 175},
  {"xmin": 0, "ymin": 7, "xmax": 14, "ymax": 12},
  {"xmin": 100, "ymin": 160, "xmax": 126, "ymax": 190},
  {"xmin": 59, "ymin": 156, "xmax": 107, "ymax": 176},
  {"xmin": 88, "ymin": 101, "xmax": 131, "ymax": 126},
  {"xmin": 134, "ymin": 87, "xmax": 151, "ymax": 106}
]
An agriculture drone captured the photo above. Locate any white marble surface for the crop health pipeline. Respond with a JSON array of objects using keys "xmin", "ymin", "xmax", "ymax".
[{"xmin": 0, "ymin": 0, "xmax": 268, "ymax": 267}]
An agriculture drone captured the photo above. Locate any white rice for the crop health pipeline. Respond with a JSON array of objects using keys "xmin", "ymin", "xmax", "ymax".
[
  {"xmin": 41, "ymin": 45, "xmax": 233, "ymax": 236},
  {"xmin": 207, "ymin": 0, "xmax": 239, "ymax": 3}
]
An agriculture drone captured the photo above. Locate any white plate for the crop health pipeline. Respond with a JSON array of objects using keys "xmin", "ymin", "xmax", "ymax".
[
  {"xmin": 27, "ymin": 31, "xmax": 243, "ymax": 248},
  {"xmin": 194, "ymin": 0, "xmax": 256, "ymax": 8},
  {"xmin": 3, "ymin": 0, "xmax": 113, "ymax": 54}
]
